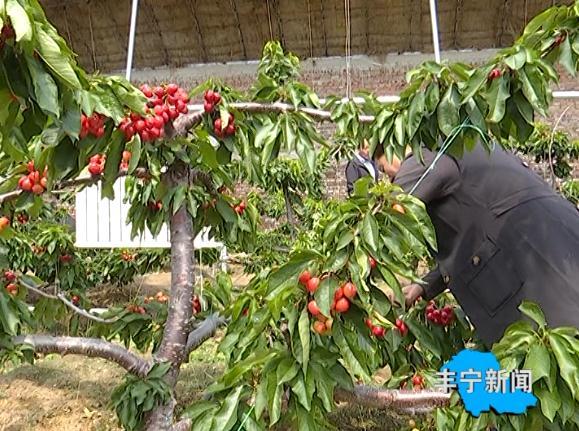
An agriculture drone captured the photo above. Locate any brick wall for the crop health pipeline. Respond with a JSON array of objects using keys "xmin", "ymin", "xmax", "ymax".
[{"xmin": 129, "ymin": 52, "xmax": 579, "ymax": 201}]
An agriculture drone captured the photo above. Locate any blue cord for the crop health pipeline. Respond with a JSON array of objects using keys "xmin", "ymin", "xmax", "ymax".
[{"xmin": 408, "ymin": 122, "xmax": 491, "ymax": 195}]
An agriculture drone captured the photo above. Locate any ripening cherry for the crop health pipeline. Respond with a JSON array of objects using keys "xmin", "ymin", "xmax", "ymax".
[
  {"xmin": 306, "ymin": 277, "xmax": 320, "ymax": 294},
  {"xmin": 298, "ymin": 270, "xmax": 311, "ymax": 285}
]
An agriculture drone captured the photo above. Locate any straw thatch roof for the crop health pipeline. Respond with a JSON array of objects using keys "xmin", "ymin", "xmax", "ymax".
[{"xmin": 40, "ymin": 0, "xmax": 573, "ymax": 73}]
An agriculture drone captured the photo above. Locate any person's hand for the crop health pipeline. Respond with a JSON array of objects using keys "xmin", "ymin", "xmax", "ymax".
[{"xmin": 402, "ymin": 284, "xmax": 424, "ymax": 308}]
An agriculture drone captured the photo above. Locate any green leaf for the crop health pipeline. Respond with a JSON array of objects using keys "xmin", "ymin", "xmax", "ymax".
[
  {"xmin": 394, "ymin": 114, "xmax": 405, "ymax": 147},
  {"xmin": 559, "ymin": 36, "xmax": 576, "ymax": 77},
  {"xmin": 101, "ymin": 130, "xmax": 124, "ymax": 199},
  {"xmin": 519, "ymin": 66, "xmax": 547, "ymax": 116},
  {"xmin": 332, "ymin": 325, "xmax": 369, "ymax": 381},
  {"xmin": 519, "ymin": 301, "xmax": 546, "ymax": 329},
  {"xmin": 336, "ymin": 231, "xmax": 354, "ymax": 250},
  {"xmin": 198, "ymin": 138, "xmax": 219, "ymax": 169},
  {"xmin": 504, "ymin": 49, "xmax": 527, "ymax": 70},
  {"xmin": 6, "ymin": 0, "xmax": 32, "ymax": 42},
  {"xmin": 407, "ymin": 92, "xmax": 425, "ymax": 139},
  {"xmin": 269, "ymin": 383, "xmax": 283, "ymax": 426},
  {"xmin": 425, "ymin": 82, "xmax": 440, "ymax": 114},
  {"xmin": 361, "ymin": 212, "xmax": 379, "ymax": 253},
  {"xmin": 314, "ymin": 277, "xmax": 335, "ymax": 317},
  {"xmin": 437, "ymin": 84, "xmax": 460, "ymax": 136},
  {"xmin": 127, "ymin": 135, "xmax": 141, "ymax": 174},
  {"xmin": 291, "ymin": 374, "xmax": 311, "ymax": 411},
  {"xmin": 25, "ymin": 56, "xmax": 60, "ymax": 117},
  {"xmin": 0, "ymin": 293, "xmax": 19, "ymax": 335},
  {"xmin": 298, "ymin": 308, "xmax": 310, "ymax": 373},
  {"xmin": 183, "ymin": 401, "xmax": 218, "ymax": 422},
  {"xmin": 405, "ymin": 318, "xmax": 442, "ymax": 359},
  {"xmin": 536, "ymin": 383, "xmax": 561, "ymax": 422},
  {"xmin": 276, "ymin": 358, "xmax": 299, "ymax": 385},
  {"xmin": 212, "ymin": 386, "xmax": 243, "ymax": 431},
  {"xmin": 523, "ymin": 342, "xmax": 551, "ymax": 384},
  {"xmin": 486, "ymin": 76, "xmax": 510, "ymax": 123},
  {"xmin": 548, "ymin": 333, "xmax": 579, "ymax": 399},
  {"xmin": 35, "ymin": 25, "xmax": 81, "ymax": 89}
]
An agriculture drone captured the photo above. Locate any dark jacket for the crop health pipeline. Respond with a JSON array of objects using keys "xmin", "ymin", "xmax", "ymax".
[
  {"xmin": 393, "ymin": 143, "xmax": 579, "ymax": 346},
  {"xmin": 345, "ymin": 153, "xmax": 380, "ymax": 195}
]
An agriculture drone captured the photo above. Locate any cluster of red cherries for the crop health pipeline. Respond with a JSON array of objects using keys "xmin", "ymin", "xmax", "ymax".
[
  {"xmin": 117, "ymin": 83, "xmax": 189, "ymax": 142},
  {"xmin": 232, "ymin": 200, "xmax": 246, "ymax": 215},
  {"xmin": 80, "ymin": 113, "xmax": 106, "ymax": 139},
  {"xmin": 18, "ymin": 161, "xmax": 48, "ymax": 195},
  {"xmin": 3, "ymin": 270, "xmax": 17, "ymax": 296},
  {"xmin": 203, "ymin": 90, "xmax": 236, "ymax": 138},
  {"xmin": 425, "ymin": 300, "xmax": 455, "ymax": 326}
]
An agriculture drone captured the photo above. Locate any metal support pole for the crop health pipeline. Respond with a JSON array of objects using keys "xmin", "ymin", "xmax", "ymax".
[
  {"xmin": 429, "ymin": 0, "xmax": 441, "ymax": 63},
  {"xmin": 125, "ymin": 0, "xmax": 140, "ymax": 81}
]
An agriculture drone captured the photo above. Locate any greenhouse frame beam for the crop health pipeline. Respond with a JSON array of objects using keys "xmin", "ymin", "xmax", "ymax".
[
  {"xmin": 429, "ymin": 0, "xmax": 442, "ymax": 63},
  {"xmin": 125, "ymin": 0, "xmax": 139, "ymax": 81}
]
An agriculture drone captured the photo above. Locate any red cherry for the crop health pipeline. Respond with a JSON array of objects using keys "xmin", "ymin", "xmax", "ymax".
[
  {"xmin": 313, "ymin": 321, "xmax": 326, "ymax": 334},
  {"xmin": 122, "ymin": 151, "xmax": 131, "ymax": 162},
  {"xmin": 342, "ymin": 282, "xmax": 357, "ymax": 299},
  {"xmin": 71, "ymin": 295, "xmax": 80, "ymax": 306},
  {"xmin": 307, "ymin": 300, "xmax": 320, "ymax": 316},
  {"xmin": 88, "ymin": 163, "xmax": 103, "ymax": 176},
  {"xmin": 204, "ymin": 90, "xmax": 215, "ymax": 102},
  {"xmin": 169, "ymin": 108, "xmax": 179, "ymax": 120},
  {"xmin": 214, "ymin": 118, "xmax": 222, "ymax": 132},
  {"xmin": 4, "ymin": 271, "xmax": 16, "ymax": 282},
  {"xmin": 335, "ymin": 298, "xmax": 350, "ymax": 313},
  {"xmin": 365, "ymin": 318, "xmax": 374, "ymax": 329},
  {"xmin": 153, "ymin": 105, "xmax": 164, "ymax": 116},
  {"xmin": 372, "ymin": 326, "xmax": 385, "ymax": 338},
  {"xmin": 225, "ymin": 124, "xmax": 235, "ymax": 136},
  {"xmin": 369, "ymin": 257, "xmax": 377, "ymax": 269},
  {"xmin": 124, "ymin": 126, "xmax": 135, "ymax": 141},
  {"xmin": 27, "ymin": 161, "xmax": 35, "ymax": 173},
  {"xmin": 135, "ymin": 120, "xmax": 146, "ymax": 132},
  {"xmin": 166, "ymin": 84, "xmax": 179, "ymax": 95},
  {"xmin": 149, "ymin": 127, "xmax": 161, "ymax": 140},
  {"xmin": 162, "ymin": 112, "xmax": 170, "ymax": 123},
  {"xmin": 140, "ymin": 85, "xmax": 153, "ymax": 98},
  {"xmin": 152, "ymin": 115, "xmax": 165, "ymax": 129},
  {"xmin": 298, "ymin": 270, "xmax": 311, "ymax": 285},
  {"xmin": 176, "ymin": 100, "xmax": 188, "ymax": 114},
  {"xmin": 412, "ymin": 375, "xmax": 424, "ymax": 387},
  {"xmin": 334, "ymin": 287, "xmax": 344, "ymax": 301},
  {"xmin": 153, "ymin": 87, "xmax": 165, "ymax": 98},
  {"xmin": 204, "ymin": 101, "xmax": 213, "ymax": 113},
  {"xmin": 19, "ymin": 177, "xmax": 33, "ymax": 191},
  {"xmin": 488, "ymin": 68, "xmax": 502, "ymax": 80},
  {"xmin": 213, "ymin": 93, "xmax": 221, "ymax": 104},
  {"xmin": 32, "ymin": 184, "xmax": 44, "ymax": 195},
  {"xmin": 306, "ymin": 277, "xmax": 320, "ymax": 294},
  {"xmin": 140, "ymin": 130, "xmax": 151, "ymax": 141},
  {"xmin": 167, "ymin": 95, "xmax": 178, "ymax": 105}
]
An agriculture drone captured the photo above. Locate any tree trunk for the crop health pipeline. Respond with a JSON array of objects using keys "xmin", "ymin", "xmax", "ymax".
[{"xmin": 145, "ymin": 164, "xmax": 196, "ymax": 430}]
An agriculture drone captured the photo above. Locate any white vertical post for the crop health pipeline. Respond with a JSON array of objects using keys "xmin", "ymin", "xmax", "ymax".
[
  {"xmin": 125, "ymin": 0, "xmax": 140, "ymax": 81},
  {"xmin": 428, "ymin": 0, "xmax": 441, "ymax": 63}
]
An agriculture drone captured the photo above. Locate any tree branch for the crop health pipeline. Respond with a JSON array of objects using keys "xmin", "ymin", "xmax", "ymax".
[
  {"xmin": 0, "ymin": 167, "xmax": 149, "ymax": 205},
  {"xmin": 172, "ymin": 101, "xmax": 375, "ymax": 137},
  {"xmin": 186, "ymin": 313, "xmax": 227, "ymax": 355},
  {"xmin": 12, "ymin": 335, "xmax": 150, "ymax": 377},
  {"xmin": 20, "ymin": 279, "xmax": 121, "ymax": 324},
  {"xmin": 335, "ymin": 385, "xmax": 451, "ymax": 411}
]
